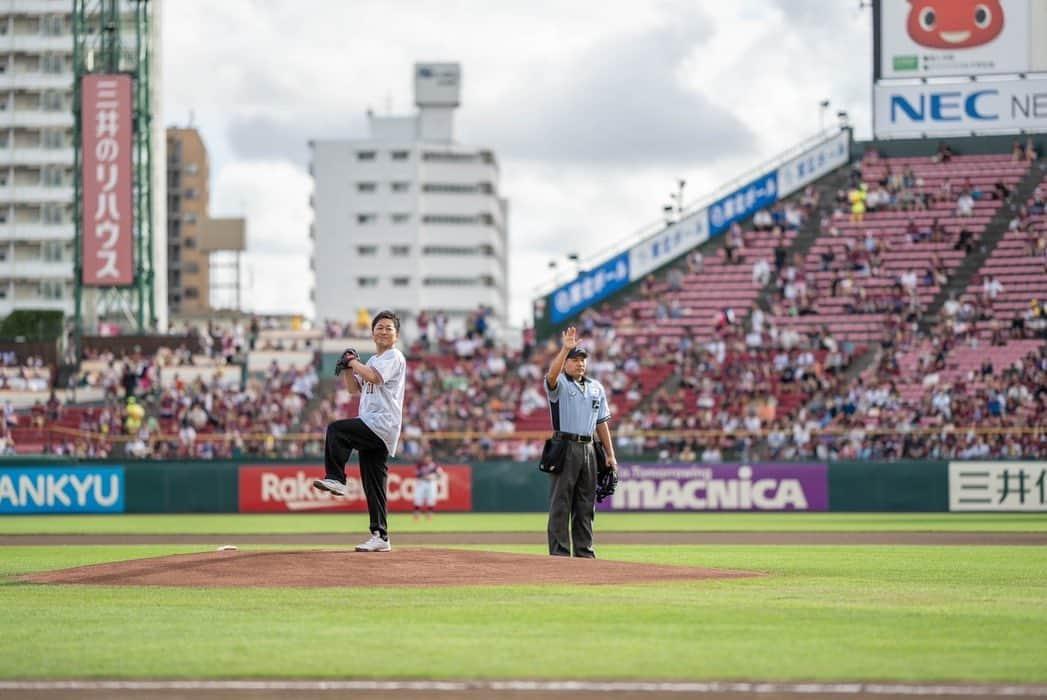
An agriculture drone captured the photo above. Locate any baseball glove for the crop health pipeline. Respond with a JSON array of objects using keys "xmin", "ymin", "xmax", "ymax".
[
  {"xmin": 595, "ymin": 467, "xmax": 618, "ymax": 503},
  {"xmin": 334, "ymin": 347, "xmax": 359, "ymax": 376}
]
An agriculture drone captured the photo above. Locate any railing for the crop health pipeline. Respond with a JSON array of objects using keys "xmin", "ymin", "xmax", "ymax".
[{"xmin": 531, "ymin": 127, "xmax": 850, "ymax": 299}]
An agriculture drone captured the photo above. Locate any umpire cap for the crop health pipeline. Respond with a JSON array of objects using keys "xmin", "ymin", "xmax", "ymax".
[{"xmin": 566, "ymin": 346, "xmax": 589, "ymax": 360}]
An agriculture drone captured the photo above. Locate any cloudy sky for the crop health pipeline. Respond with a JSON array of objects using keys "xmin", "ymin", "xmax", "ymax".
[{"xmin": 161, "ymin": 0, "xmax": 872, "ymax": 327}]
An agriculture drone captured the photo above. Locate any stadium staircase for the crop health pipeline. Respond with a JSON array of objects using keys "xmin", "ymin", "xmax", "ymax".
[{"xmin": 920, "ymin": 160, "xmax": 1046, "ymax": 330}]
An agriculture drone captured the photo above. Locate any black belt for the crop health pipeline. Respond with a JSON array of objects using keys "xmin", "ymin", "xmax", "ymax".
[{"xmin": 554, "ymin": 431, "xmax": 592, "ymax": 443}]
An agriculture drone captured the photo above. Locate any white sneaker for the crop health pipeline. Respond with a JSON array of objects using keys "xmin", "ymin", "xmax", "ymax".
[
  {"xmin": 355, "ymin": 532, "xmax": 391, "ymax": 552},
  {"xmin": 312, "ymin": 478, "xmax": 346, "ymax": 496}
]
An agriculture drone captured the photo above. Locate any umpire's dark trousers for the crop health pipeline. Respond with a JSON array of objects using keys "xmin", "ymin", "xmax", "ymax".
[
  {"xmin": 547, "ymin": 441, "xmax": 597, "ymax": 558},
  {"xmin": 324, "ymin": 418, "xmax": 390, "ymax": 539}
]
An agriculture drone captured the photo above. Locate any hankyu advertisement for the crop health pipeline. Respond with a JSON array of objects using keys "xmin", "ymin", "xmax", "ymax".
[
  {"xmin": 877, "ymin": 0, "xmax": 1032, "ymax": 79},
  {"xmin": 549, "ymin": 252, "xmax": 630, "ymax": 324},
  {"xmin": 238, "ymin": 464, "xmax": 473, "ymax": 513},
  {"xmin": 596, "ymin": 463, "xmax": 828, "ymax": 512},
  {"xmin": 0, "ymin": 467, "xmax": 125, "ymax": 514},
  {"xmin": 949, "ymin": 461, "xmax": 1047, "ymax": 512},
  {"xmin": 873, "ymin": 75, "xmax": 1047, "ymax": 138}
]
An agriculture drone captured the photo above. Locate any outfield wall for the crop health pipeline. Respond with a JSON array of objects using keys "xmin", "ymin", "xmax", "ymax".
[{"xmin": 0, "ymin": 459, "xmax": 1043, "ymax": 514}]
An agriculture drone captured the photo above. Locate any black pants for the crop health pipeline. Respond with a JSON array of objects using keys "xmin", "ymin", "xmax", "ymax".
[
  {"xmin": 547, "ymin": 441, "xmax": 597, "ymax": 558},
  {"xmin": 324, "ymin": 418, "xmax": 390, "ymax": 538}
]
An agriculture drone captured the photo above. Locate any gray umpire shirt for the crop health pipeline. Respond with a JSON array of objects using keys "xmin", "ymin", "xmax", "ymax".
[{"xmin": 545, "ymin": 374, "xmax": 611, "ymax": 435}]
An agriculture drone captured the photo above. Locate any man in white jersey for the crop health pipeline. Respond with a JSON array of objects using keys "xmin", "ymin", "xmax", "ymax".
[{"xmin": 313, "ymin": 310, "xmax": 407, "ymax": 552}]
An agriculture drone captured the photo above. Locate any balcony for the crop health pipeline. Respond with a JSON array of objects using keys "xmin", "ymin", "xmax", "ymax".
[
  {"xmin": 0, "ymin": 297, "xmax": 73, "ymax": 315},
  {"xmin": 8, "ymin": 109, "xmax": 74, "ymax": 128},
  {"xmin": 0, "ymin": 185, "xmax": 74, "ymax": 203},
  {"xmin": 0, "ymin": 223, "xmax": 74, "ymax": 241},
  {"xmin": 0, "ymin": 146, "xmax": 75, "ymax": 166},
  {"xmin": 6, "ymin": 0, "xmax": 74, "ymax": 15},
  {"xmin": 0, "ymin": 71, "xmax": 73, "ymax": 91},
  {"xmin": 9, "ymin": 35, "xmax": 74, "ymax": 54},
  {"xmin": 0, "ymin": 259, "xmax": 73, "ymax": 279}
]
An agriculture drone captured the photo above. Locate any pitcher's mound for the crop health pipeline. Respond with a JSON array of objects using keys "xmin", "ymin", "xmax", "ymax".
[{"xmin": 21, "ymin": 548, "xmax": 763, "ymax": 588}]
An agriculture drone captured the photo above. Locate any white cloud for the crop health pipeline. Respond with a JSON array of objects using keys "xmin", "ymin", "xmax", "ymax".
[{"xmin": 162, "ymin": 0, "xmax": 873, "ymax": 328}]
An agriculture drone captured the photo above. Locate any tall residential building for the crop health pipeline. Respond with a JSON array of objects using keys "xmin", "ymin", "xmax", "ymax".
[
  {"xmin": 0, "ymin": 1, "xmax": 167, "ymax": 328},
  {"xmin": 309, "ymin": 62, "xmax": 509, "ymax": 338},
  {"xmin": 166, "ymin": 126, "xmax": 245, "ymax": 317}
]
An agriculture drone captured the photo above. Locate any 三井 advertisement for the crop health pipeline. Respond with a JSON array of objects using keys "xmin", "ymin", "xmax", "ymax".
[
  {"xmin": 949, "ymin": 461, "xmax": 1047, "ymax": 511},
  {"xmin": 596, "ymin": 463, "xmax": 828, "ymax": 512},
  {"xmin": 81, "ymin": 74, "xmax": 134, "ymax": 286},
  {"xmin": 238, "ymin": 464, "xmax": 473, "ymax": 513}
]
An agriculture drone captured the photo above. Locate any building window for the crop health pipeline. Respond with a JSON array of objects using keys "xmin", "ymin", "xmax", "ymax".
[
  {"xmin": 41, "ymin": 15, "xmax": 64, "ymax": 36},
  {"xmin": 391, "ymin": 213, "xmax": 410, "ymax": 224},
  {"xmin": 184, "ymin": 163, "xmax": 199, "ymax": 175},
  {"xmin": 184, "ymin": 237, "xmax": 196, "ymax": 249},
  {"xmin": 422, "ymin": 183, "xmax": 480, "ymax": 194},
  {"xmin": 422, "ymin": 214, "xmax": 480, "ymax": 225},
  {"xmin": 391, "ymin": 277, "xmax": 410, "ymax": 287},
  {"xmin": 391, "ymin": 182, "xmax": 410, "ymax": 193},
  {"xmin": 39, "ymin": 280, "xmax": 63, "ymax": 299},
  {"xmin": 422, "ymin": 245, "xmax": 476, "ymax": 256},
  {"xmin": 42, "ymin": 241, "xmax": 62, "ymax": 261},
  {"xmin": 184, "ymin": 188, "xmax": 198, "ymax": 199},
  {"xmin": 42, "ymin": 204, "xmax": 62, "ymax": 224},
  {"xmin": 356, "ymin": 182, "xmax": 377, "ymax": 193},
  {"xmin": 358, "ymin": 277, "xmax": 378, "ymax": 287},
  {"xmin": 183, "ymin": 213, "xmax": 197, "ymax": 225},
  {"xmin": 184, "ymin": 287, "xmax": 200, "ymax": 299},
  {"xmin": 41, "ymin": 166, "xmax": 62, "ymax": 186},
  {"xmin": 356, "ymin": 245, "xmax": 378, "ymax": 256},
  {"xmin": 41, "ymin": 91, "xmax": 62, "ymax": 111},
  {"xmin": 391, "ymin": 150, "xmax": 410, "ymax": 160},
  {"xmin": 40, "ymin": 53, "xmax": 63, "ymax": 74},
  {"xmin": 356, "ymin": 151, "xmax": 376, "ymax": 161},
  {"xmin": 183, "ymin": 261, "xmax": 200, "ymax": 274},
  {"xmin": 422, "ymin": 152, "xmax": 478, "ymax": 163},
  {"xmin": 42, "ymin": 129, "xmax": 63, "ymax": 149},
  {"xmin": 390, "ymin": 245, "xmax": 410, "ymax": 256},
  {"xmin": 356, "ymin": 213, "xmax": 377, "ymax": 224},
  {"xmin": 422, "ymin": 277, "xmax": 479, "ymax": 287}
]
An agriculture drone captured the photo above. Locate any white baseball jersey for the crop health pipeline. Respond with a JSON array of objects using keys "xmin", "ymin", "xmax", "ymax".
[{"xmin": 356, "ymin": 347, "xmax": 407, "ymax": 457}]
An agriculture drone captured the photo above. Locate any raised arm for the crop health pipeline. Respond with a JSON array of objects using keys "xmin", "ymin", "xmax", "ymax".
[{"xmin": 546, "ymin": 326, "xmax": 578, "ymax": 390}]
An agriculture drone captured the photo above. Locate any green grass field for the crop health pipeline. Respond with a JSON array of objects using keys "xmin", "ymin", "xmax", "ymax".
[{"xmin": 1, "ymin": 513, "xmax": 1046, "ymax": 682}]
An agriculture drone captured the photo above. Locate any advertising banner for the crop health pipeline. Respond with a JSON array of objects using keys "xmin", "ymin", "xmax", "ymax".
[
  {"xmin": 238, "ymin": 464, "xmax": 472, "ymax": 513},
  {"xmin": 777, "ymin": 130, "xmax": 851, "ymax": 197},
  {"xmin": 0, "ymin": 467, "xmax": 125, "ymax": 514},
  {"xmin": 81, "ymin": 74, "xmax": 134, "ymax": 286},
  {"xmin": 549, "ymin": 252, "xmax": 629, "ymax": 324},
  {"xmin": 949, "ymin": 461, "xmax": 1047, "ymax": 511},
  {"xmin": 877, "ymin": 0, "xmax": 1031, "ymax": 79},
  {"xmin": 873, "ymin": 76, "xmax": 1047, "ymax": 138},
  {"xmin": 597, "ymin": 463, "xmax": 828, "ymax": 512},
  {"xmin": 708, "ymin": 172, "xmax": 778, "ymax": 236},
  {"xmin": 628, "ymin": 208, "xmax": 709, "ymax": 282}
]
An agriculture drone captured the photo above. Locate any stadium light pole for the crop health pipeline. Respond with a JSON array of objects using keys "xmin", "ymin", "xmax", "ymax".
[{"xmin": 818, "ymin": 99, "xmax": 831, "ymax": 131}]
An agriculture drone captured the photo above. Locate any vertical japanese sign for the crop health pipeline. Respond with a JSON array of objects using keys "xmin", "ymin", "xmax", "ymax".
[
  {"xmin": 81, "ymin": 74, "xmax": 134, "ymax": 286},
  {"xmin": 949, "ymin": 461, "xmax": 1047, "ymax": 511}
]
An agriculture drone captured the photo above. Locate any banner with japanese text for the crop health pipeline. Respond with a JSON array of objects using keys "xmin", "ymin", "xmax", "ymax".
[
  {"xmin": 949, "ymin": 461, "xmax": 1047, "ymax": 511},
  {"xmin": 81, "ymin": 74, "xmax": 134, "ymax": 286}
]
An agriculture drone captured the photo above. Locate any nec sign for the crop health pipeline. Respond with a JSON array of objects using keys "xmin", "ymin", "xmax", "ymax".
[
  {"xmin": 875, "ymin": 77, "xmax": 1047, "ymax": 138},
  {"xmin": 890, "ymin": 90, "xmax": 998, "ymax": 122}
]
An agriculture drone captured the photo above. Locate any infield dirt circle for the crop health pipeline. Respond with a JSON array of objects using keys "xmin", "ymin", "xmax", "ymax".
[{"xmin": 20, "ymin": 547, "xmax": 762, "ymax": 587}]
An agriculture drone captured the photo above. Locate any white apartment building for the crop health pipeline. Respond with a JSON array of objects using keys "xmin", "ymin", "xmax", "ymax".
[
  {"xmin": 0, "ymin": 0, "xmax": 166, "ymax": 328},
  {"xmin": 310, "ymin": 62, "xmax": 509, "ymax": 340}
]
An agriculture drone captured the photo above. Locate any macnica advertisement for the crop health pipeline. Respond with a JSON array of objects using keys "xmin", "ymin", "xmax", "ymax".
[
  {"xmin": 238, "ymin": 464, "xmax": 472, "ymax": 513},
  {"xmin": 596, "ymin": 463, "xmax": 828, "ymax": 512}
]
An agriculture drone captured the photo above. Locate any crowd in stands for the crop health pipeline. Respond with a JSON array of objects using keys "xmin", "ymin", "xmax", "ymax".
[{"xmin": 2, "ymin": 143, "xmax": 1045, "ymax": 463}]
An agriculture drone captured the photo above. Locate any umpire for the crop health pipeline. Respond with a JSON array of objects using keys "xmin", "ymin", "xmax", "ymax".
[{"xmin": 544, "ymin": 325, "xmax": 618, "ymax": 558}]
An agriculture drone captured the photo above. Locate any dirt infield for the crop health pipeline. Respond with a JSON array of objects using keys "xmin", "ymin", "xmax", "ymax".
[{"xmin": 19, "ymin": 547, "xmax": 762, "ymax": 588}]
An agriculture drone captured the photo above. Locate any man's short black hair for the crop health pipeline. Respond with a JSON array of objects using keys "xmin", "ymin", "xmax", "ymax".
[{"xmin": 372, "ymin": 309, "xmax": 400, "ymax": 333}]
